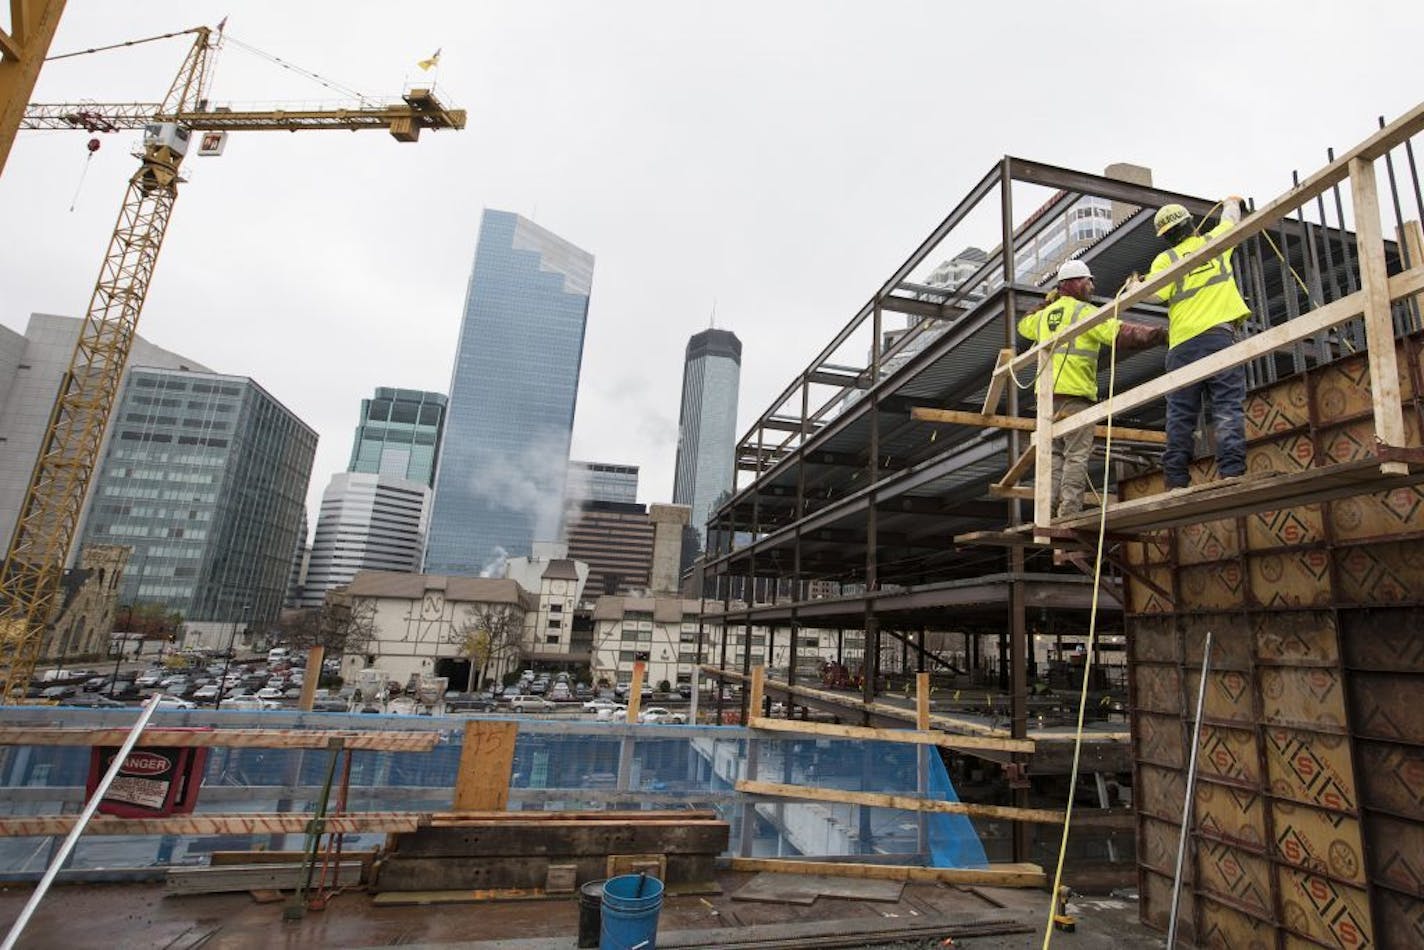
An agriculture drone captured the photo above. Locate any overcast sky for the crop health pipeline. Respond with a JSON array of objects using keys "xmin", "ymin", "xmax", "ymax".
[{"xmin": 3, "ymin": 1, "xmax": 1420, "ymax": 531}]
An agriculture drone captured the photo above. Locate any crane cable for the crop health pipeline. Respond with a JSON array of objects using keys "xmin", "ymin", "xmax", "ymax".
[
  {"xmin": 45, "ymin": 28, "xmax": 204, "ymax": 61},
  {"xmin": 1038, "ymin": 281, "xmax": 1128, "ymax": 950},
  {"xmin": 222, "ymin": 33, "xmax": 375, "ymax": 105}
]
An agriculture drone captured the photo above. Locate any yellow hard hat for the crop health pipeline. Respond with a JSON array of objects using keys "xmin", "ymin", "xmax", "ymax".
[{"xmin": 1154, "ymin": 204, "xmax": 1191, "ymax": 237}]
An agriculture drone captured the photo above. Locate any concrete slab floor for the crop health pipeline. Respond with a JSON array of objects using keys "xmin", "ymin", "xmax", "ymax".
[{"xmin": 0, "ymin": 876, "xmax": 1166, "ymax": 949}]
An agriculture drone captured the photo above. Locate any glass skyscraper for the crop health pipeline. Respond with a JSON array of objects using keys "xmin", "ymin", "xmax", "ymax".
[
  {"xmin": 673, "ymin": 329, "xmax": 742, "ymax": 548},
  {"xmin": 76, "ymin": 367, "xmax": 316, "ymax": 644},
  {"xmin": 348, "ymin": 387, "xmax": 447, "ymax": 487},
  {"xmin": 569, "ymin": 460, "xmax": 639, "ymax": 505},
  {"xmin": 424, "ymin": 210, "xmax": 594, "ymax": 575}
]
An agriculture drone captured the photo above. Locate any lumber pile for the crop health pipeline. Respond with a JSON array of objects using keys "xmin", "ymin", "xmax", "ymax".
[{"xmin": 374, "ymin": 810, "xmax": 729, "ymax": 893}]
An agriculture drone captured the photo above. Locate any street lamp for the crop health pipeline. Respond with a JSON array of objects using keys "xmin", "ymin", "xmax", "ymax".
[
  {"xmin": 109, "ymin": 604, "xmax": 133, "ymax": 698},
  {"xmin": 213, "ymin": 603, "xmax": 250, "ymax": 709}
]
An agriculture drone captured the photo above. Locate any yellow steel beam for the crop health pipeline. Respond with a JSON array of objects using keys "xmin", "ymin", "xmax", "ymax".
[{"xmin": 0, "ymin": 0, "xmax": 68, "ymax": 175}]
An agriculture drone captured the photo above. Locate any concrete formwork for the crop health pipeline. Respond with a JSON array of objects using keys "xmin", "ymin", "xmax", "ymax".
[{"xmin": 1122, "ymin": 334, "xmax": 1424, "ymax": 947}]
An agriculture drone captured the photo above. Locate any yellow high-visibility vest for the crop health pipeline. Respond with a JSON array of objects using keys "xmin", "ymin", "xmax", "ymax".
[
  {"xmin": 1017, "ymin": 296, "xmax": 1120, "ymax": 400},
  {"xmin": 1149, "ymin": 219, "xmax": 1250, "ymax": 347}
]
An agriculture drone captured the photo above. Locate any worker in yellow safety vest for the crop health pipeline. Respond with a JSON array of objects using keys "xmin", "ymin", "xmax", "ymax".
[
  {"xmin": 1148, "ymin": 198, "xmax": 1250, "ymax": 489},
  {"xmin": 1018, "ymin": 260, "xmax": 1165, "ymax": 518}
]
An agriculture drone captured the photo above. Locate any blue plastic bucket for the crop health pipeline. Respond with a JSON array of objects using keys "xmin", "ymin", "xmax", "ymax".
[{"xmin": 599, "ymin": 872, "xmax": 665, "ymax": 950}]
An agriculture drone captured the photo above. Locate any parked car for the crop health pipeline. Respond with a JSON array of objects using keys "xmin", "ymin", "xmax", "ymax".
[
  {"xmin": 445, "ymin": 692, "xmax": 496, "ymax": 712},
  {"xmin": 583, "ymin": 698, "xmax": 619, "ymax": 713},
  {"xmin": 255, "ymin": 687, "xmax": 285, "ymax": 701},
  {"xmin": 595, "ymin": 705, "xmax": 628, "ymax": 722},
  {"xmin": 638, "ymin": 707, "xmax": 686, "ymax": 724},
  {"xmin": 63, "ymin": 694, "xmax": 125, "ymax": 709},
  {"xmin": 82, "ymin": 675, "xmax": 111, "ymax": 692},
  {"xmin": 676, "ymin": 683, "xmax": 693, "ymax": 699},
  {"xmin": 549, "ymin": 683, "xmax": 572, "ymax": 701},
  {"xmin": 192, "ymin": 684, "xmax": 221, "ymax": 701},
  {"xmin": 153, "ymin": 695, "xmax": 195, "ymax": 710},
  {"xmin": 135, "ymin": 671, "xmax": 164, "ymax": 689},
  {"xmin": 508, "ymin": 696, "xmax": 556, "ymax": 713},
  {"xmin": 40, "ymin": 685, "xmax": 78, "ymax": 700},
  {"xmin": 220, "ymin": 695, "xmax": 279, "ymax": 711}
]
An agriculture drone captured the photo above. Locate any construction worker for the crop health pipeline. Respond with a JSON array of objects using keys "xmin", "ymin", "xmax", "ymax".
[
  {"xmin": 1148, "ymin": 198, "xmax": 1250, "ymax": 489},
  {"xmin": 1018, "ymin": 260, "xmax": 1165, "ymax": 518}
]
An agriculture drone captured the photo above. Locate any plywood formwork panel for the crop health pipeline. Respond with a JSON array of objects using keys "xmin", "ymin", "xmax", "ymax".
[
  {"xmin": 1118, "ymin": 327, "xmax": 1424, "ymax": 945},
  {"xmin": 1197, "ymin": 839, "xmax": 1275, "ymax": 919},
  {"xmin": 1197, "ymin": 781, "xmax": 1267, "ymax": 850},
  {"xmin": 1247, "ymin": 550, "xmax": 1334, "ymax": 608},
  {"xmin": 1197, "ymin": 896, "xmax": 1277, "ymax": 950},
  {"xmin": 1142, "ymin": 866, "xmax": 1196, "ymax": 937},
  {"xmin": 1278, "ymin": 868, "xmax": 1373, "ymax": 948}
]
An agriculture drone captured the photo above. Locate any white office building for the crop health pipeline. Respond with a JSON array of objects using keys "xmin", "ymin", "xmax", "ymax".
[{"xmin": 299, "ymin": 472, "xmax": 430, "ymax": 607}]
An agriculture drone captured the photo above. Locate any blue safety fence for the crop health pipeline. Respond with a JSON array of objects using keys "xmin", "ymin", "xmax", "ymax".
[{"xmin": 0, "ymin": 707, "xmax": 988, "ymax": 874}]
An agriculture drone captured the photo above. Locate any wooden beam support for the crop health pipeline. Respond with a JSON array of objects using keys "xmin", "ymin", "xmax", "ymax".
[
  {"xmin": 0, "ymin": 728, "xmax": 440, "ymax": 752},
  {"xmin": 746, "ymin": 715, "xmax": 1033, "ymax": 754},
  {"xmin": 981, "ymin": 347, "xmax": 1014, "ymax": 414},
  {"xmin": 995, "ymin": 441, "xmax": 1037, "ymax": 493},
  {"xmin": 728, "ymin": 856, "xmax": 1046, "ymax": 888},
  {"xmin": 1350, "ymin": 156, "xmax": 1409, "ymax": 474},
  {"xmin": 915, "ymin": 672, "xmax": 931, "ymax": 731},
  {"xmin": 738, "ymin": 778, "xmax": 1066, "ymax": 825},
  {"xmin": 909, "ymin": 407, "xmax": 1165, "ymax": 444},
  {"xmin": 298, "ymin": 645, "xmax": 324, "ymax": 712},
  {"xmin": 453, "ymin": 720, "xmax": 517, "ymax": 811},
  {"xmin": 626, "ymin": 660, "xmax": 645, "ymax": 723},
  {"xmin": 748, "ymin": 664, "xmax": 765, "ymax": 720},
  {"xmin": 0, "ymin": 812, "xmax": 419, "ymax": 837}
]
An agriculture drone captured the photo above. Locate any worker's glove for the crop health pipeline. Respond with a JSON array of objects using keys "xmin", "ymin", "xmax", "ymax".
[
  {"xmin": 1222, "ymin": 195, "xmax": 1243, "ymax": 224},
  {"xmin": 1121, "ymin": 272, "xmax": 1143, "ymax": 297}
]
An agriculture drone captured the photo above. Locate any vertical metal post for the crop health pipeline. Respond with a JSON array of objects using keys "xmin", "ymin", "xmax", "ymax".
[
  {"xmin": 1167, "ymin": 631, "xmax": 1213, "ymax": 949},
  {"xmin": 3, "ymin": 696, "xmax": 160, "ymax": 950}
]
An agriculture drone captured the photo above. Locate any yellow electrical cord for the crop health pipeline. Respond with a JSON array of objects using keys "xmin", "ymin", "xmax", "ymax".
[{"xmin": 1039, "ymin": 283, "xmax": 1128, "ymax": 950}]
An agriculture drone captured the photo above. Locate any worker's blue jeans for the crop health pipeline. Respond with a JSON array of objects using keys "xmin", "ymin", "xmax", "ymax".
[{"xmin": 1163, "ymin": 326, "xmax": 1247, "ymax": 488}]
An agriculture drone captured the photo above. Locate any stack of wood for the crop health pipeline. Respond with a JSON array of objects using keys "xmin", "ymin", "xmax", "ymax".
[{"xmin": 374, "ymin": 810, "xmax": 729, "ymax": 895}]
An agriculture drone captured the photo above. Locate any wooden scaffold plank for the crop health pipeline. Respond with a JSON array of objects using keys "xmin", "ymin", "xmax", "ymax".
[
  {"xmin": 737, "ymin": 778, "xmax": 1066, "ymax": 825},
  {"xmin": 745, "ymin": 715, "xmax": 1034, "ymax": 754},
  {"xmin": 728, "ymin": 856, "xmax": 1046, "ymax": 888},
  {"xmin": 0, "ymin": 727, "xmax": 442, "ymax": 752},
  {"xmin": 0, "ymin": 812, "xmax": 421, "ymax": 837}
]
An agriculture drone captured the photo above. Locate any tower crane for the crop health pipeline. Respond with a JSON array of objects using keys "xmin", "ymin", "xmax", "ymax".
[{"xmin": 0, "ymin": 25, "xmax": 465, "ymax": 703}]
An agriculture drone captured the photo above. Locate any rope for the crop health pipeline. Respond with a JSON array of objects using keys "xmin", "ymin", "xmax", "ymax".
[
  {"xmin": 222, "ymin": 33, "xmax": 374, "ymax": 105},
  {"xmin": 46, "ymin": 28, "xmax": 203, "ymax": 61},
  {"xmin": 1039, "ymin": 283, "xmax": 1127, "ymax": 950}
]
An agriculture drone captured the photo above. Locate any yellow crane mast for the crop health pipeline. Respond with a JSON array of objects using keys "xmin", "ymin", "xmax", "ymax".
[{"xmin": 0, "ymin": 25, "xmax": 465, "ymax": 703}]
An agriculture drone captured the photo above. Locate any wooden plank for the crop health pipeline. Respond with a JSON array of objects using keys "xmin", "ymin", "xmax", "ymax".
[
  {"xmin": 298, "ymin": 645, "xmax": 324, "ymax": 712},
  {"xmin": 0, "ymin": 812, "xmax": 419, "ymax": 837},
  {"xmin": 0, "ymin": 728, "xmax": 440, "ymax": 752},
  {"xmin": 429, "ymin": 809, "xmax": 719, "ymax": 823},
  {"xmin": 372, "ymin": 888, "xmax": 557, "ymax": 905},
  {"xmin": 1034, "ymin": 350, "xmax": 1055, "ymax": 535},
  {"xmin": 1003, "ymin": 98, "xmax": 1424, "ymax": 381},
  {"xmin": 915, "ymin": 673, "xmax": 931, "ymax": 731},
  {"xmin": 988, "ymin": 485, "xmax": 1034, "ymax": 499},
  {"xmin": 1350, "ymin": 156, "xmax": 1408, "ymax": 472},
  {"xmin": 732, "ymin": 871, "xmax": 905, "ymax": 905},
  {"xmin": 389, "ymin": 821, "xmax": 730, "ymax": 858},
  {"xmin": 1055, "ymin": 460, "xmax": 1424, "ymax": 534},
  {"xmin": 651, "ymin": 912, "xmax": 1032, "ymax": 948},
  {"xmin": 167, "ymin": 861, "xmax": 364, "ymax": 896},
  {"xmin": 738, "ymin": 779, "xmax": 1066, "ymax": 825},
  {"xmin": 378, "ymin": 853, "xmax": 719, "ymax": 891},
  {"xmin": 453, "ymin": 720, "xmax": 518, "ymax": 811},
  {"xmin": 909, "ymin": 406, "xmax": 1165, "ymax": 443},
  {"xmin": 208, "ymin": 849, "xmax": 376, "ymax": 866},
  {"xmin": 748, "ymin": 664, "xmax": 765, "ymax": 719},
  {"xmin": 728, "ymin": 856, "xmax": 1046, "ymax": 888},
  {"xmin": 981, "ymin": 347, "xmax": 1014, "ymax": 414},
  {"xmin": 626, "ymin": 660, "xmax": 645, "ymax": 723},
  {"xmin": 1400, "ymin": 220, "xmax": 1424, "ymax": 318},
  {"xmin": 707, "ymin": 665, "xmax": 1014, "ymax": 739},
  {"xmin": 1055, "ymin": 264, "xmax": 1424, "ymax": 439},
  {"xmin": 994, "ymin": 440, "xmax": 1037, "ymax": 493}
]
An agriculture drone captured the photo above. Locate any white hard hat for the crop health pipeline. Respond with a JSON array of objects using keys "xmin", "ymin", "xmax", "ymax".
[{"xmin": 1056, "ymin": 259, "xmax": 1093, "ymax": 284}]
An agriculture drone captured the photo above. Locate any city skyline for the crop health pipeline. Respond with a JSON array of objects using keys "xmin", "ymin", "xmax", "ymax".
[
  {"xmin": 424, "ymin": 210, "xmax": 594, "ymax": 575},
  {"xmin": 2, "ymin": 5, "xmax": 1415, "ymax": 544}
]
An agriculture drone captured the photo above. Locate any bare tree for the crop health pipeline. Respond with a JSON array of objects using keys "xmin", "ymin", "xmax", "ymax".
[
  {"xmin": 449, "ymin": 603, "xmax": 523, "ymax": 692},
  {"xmin": 271, "ymin": 590, "xmax": 377, "ymax": 660}
]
